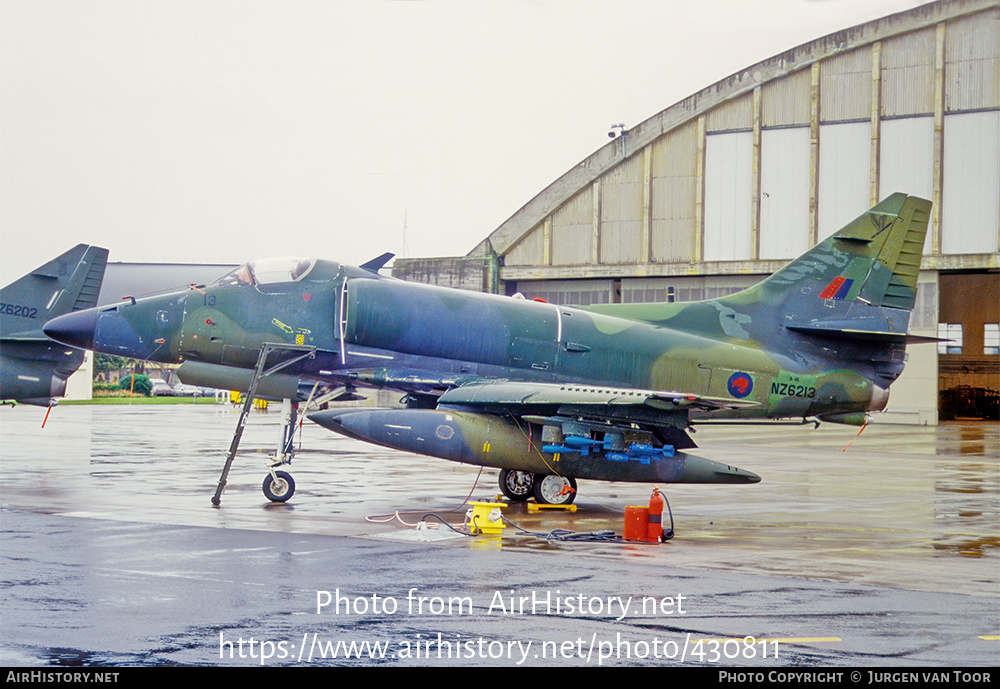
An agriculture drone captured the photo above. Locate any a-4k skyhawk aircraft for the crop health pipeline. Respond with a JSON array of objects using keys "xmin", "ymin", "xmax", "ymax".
[
  {"xmin": 44, "ymin": 194, "xmax": 932, "ymax": 506},
  {"xmin": 2, "ymin": 244, "xmax": 108, "ymax": 406}
]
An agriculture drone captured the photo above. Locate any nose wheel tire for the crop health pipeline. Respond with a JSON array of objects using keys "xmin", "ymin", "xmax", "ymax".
[
  {"xmin": 532, "ymin": 474, "xmax": 577, "ymax": 505},
  {"xmin": 499, "ymin": 469, "xmax": 534, "ymax": 502},
  {"xmin": 263, "ymin": 470, "xmax": 295, "ymax": 502}
]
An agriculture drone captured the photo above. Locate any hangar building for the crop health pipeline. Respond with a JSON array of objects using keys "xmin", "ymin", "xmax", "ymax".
[{"xmin": 393, "ymin": 0, "xmax": 1000, "ymax": 424}]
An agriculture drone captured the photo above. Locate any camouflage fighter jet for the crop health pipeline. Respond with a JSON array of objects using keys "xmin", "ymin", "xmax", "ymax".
[
  {"xmin": 43, "ymin": 194, "xmax": 932, "ymax": 505},
  {"xmin": 2, "ymin": 244, "xmax": 109, "ymax": 406}
]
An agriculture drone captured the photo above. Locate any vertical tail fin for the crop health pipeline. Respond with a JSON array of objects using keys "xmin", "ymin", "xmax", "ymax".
[
  {"xmin": 1, "ymin": 244, "xmax": 109, "ymax": 338},
  {"xmin": 823, "ymin": 192, "xmax": 930, "ymax": 310},
  {"xmin": 748, "ymin": 193, "xmax": 932, "ymax": 338}
]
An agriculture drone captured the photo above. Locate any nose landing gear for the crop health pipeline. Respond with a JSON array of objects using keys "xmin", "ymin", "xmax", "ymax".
[
  {"xmin": 263, "ymin": 470, "xmax": 296, "ymax": 502},
  {"xmin": 211, "ymin": 343, "xmax": 315, "ymax": 507}
]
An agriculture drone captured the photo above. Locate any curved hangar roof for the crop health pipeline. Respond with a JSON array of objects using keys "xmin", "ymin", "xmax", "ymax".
[{"xmin": 470, "ymin": 0, "xmax": 999, "ymax": 284}]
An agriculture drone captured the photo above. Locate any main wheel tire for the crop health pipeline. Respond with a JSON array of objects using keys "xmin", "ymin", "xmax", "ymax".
[
  {"xmin": 263, "ymin": 470, "xmax": 295, "ymax": 502},
  {"xmin": 499, "ymin": 469, "xmax": 534, "ymax": 502},
  {"xmin": 532, "ymin": 473, "xmax": 577, "ymax": 505}
]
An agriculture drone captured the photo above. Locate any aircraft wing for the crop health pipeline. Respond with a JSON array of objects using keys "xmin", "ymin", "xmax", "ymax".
[
  {"xmin": 437, "ymin": 379, "xmax": 757, "ymax": 412},
  {"xmin": 435, "ymin": 379, "xmax": 760, "ymax": 451}
]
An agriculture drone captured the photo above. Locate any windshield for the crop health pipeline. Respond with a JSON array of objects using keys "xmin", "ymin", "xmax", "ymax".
[{"xmin": 210, "ymin": 258, "xmax": 316, "ymax": 287}]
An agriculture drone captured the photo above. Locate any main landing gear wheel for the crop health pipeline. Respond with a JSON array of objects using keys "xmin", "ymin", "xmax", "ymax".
[
  {"xmin": 499, "ymin": 469, "xmax": 534, "ymax": 502},
  {"xmin": 263, "ymin": 471, "xmax": 295, "ymax": 502},
  {"xmin": 532, "ymin": 474, "xmax": 577, "ymax": 505}
]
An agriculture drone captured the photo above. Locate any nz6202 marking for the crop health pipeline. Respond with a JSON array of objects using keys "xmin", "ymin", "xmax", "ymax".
[{"xmin": 1, "ymin": 303, "xmax": 38, "ymax": 319}]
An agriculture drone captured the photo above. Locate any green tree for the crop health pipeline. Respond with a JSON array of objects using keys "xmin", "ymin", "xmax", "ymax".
[
  {"xmin": 119, "ymin": 373, "xmax": 152, "ymax": 396},
  {"xmin": 94, "ymin": 354, "xmax": 129, "ymax": 379}
]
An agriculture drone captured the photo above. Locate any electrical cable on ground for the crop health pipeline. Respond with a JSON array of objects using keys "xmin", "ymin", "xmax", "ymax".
[
  {"xmin": 364, "ymin": 467, "xmax": 677, "ymax": 543},
  {"xmin": 364, "ymin": 466, "xmax": 486, "ymax": 525}
]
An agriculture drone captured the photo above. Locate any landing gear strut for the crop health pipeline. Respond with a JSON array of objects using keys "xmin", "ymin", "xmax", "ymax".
[
  {"xmin": 211, "ymin": 343, "xmax": 315, "ymax": 506},
  {"xmin": 261, "ymin": 397, "xmax": 298, "ymax": 502}
]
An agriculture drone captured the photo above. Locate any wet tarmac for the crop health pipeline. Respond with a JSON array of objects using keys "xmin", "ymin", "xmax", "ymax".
[{"xmin": 0, "ymin": 403, "xmax": 997, "ymax": 667}]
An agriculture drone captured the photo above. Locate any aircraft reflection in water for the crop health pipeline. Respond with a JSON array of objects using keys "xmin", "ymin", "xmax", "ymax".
[
  {"xmin": 45, "ymin": 194, "xmax": 933, "ymax": 506},
  {"xmin": 1, "ymin": 245, "xmax": 108, "ymax": 406}
]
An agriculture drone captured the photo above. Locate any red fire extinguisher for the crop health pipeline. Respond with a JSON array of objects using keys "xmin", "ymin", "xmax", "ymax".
[{"xmin": 648, "ymin": 487, "xmax": 664, "ymax": 543}]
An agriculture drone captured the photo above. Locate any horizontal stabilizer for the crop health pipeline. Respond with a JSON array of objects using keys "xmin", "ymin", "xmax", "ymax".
[
  {"xmin": 785, "ymin": 324, "xmax": 944, "ymax": 344},
  {"xmin": 359, "ymin": 252, "xmax": 394, "ymax": 273}
]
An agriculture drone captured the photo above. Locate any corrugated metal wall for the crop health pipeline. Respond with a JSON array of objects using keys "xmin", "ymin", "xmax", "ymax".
[
  {"xmin": 945, "ymin": 11, "xmax": 999, "ymax": 112},
  {"xmin": 551, "ymin": 188, "xmax": 594, "ymax": 265},
  {"xmin": 504, "ymin": 222, "xmax": 546, "ymax": 266},
  {"xmin": 650, "ymin": 121, "xmax": 699, "ymax": 262},
  {"xmin": 942, "ymin": 10, "xmax": 1000, "ymax": 255},
  {"xmin": 497, "ymin": 2, "xmax": 998, "ymax": 275},
  {"xmin": 820, "ymin": 48, "xmax": 872, "ymax": 123},
  {"xmin": 600, "ymin": 154, "xmax": 644, "ymax": 264},
  {"xmin": 437, "ymin": 1, "xmax": 1000, "ymax": 429},
  {"xmin": 882, "ymin": 27, "xmax": 937, "ymax": 117},
  {"xmin": 706, "ymin": 93, "xmax": 752, "ymax": 132},
  {"xmin": 942, "ymin": 110, "xmax": 1000, "ymax": 253},
  {"xmin": 763, "ymin": 68, "xmax": 811, "ymax": 127}
]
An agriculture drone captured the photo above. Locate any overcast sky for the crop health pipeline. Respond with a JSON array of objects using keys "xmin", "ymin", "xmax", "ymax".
[{"xmin": 1, "ymin": 0, "xmax": 932, "ymax": 285}]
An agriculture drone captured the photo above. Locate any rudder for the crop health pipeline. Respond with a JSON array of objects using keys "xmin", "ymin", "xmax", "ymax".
[{"xmin": 827, "ymin": 193, "xmax": 931, "ymax": 310}]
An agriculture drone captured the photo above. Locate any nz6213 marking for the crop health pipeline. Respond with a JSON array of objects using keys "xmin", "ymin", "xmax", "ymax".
[{"xmin": 770, "ymin": 382, "xmax": 816, "ymax": 399}]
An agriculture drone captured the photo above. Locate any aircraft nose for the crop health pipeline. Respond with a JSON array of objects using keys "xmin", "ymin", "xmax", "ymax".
[{"xmin": 44, "ymin": 308, "xmax": 99, "ymax": 350}]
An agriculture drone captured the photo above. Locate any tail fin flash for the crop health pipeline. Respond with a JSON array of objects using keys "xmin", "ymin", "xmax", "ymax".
[
  {"xmin": 752, "ymin": 193, "xmax": 931, "ymax": 338},
  {"xmin": 827, "ymin": 193, "xmax": 930, "ymax": 310},
  {"xmin": 1, "ymin": 244, "xmax": 109, "ymax": 338}
]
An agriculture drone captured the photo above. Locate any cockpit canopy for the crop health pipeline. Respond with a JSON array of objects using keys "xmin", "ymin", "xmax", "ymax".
[{"xmin": 211, "ymin": 258, "xmax": 318, "ymax": 288}]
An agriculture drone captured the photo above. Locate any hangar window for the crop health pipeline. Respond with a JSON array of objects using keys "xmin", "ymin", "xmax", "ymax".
[
  {"xmin": 938, "ymin": 323, "xmax": 963, "ymax": 354},
  {"xmin": 985, "ymin": 324, "xmax": 999, "ymax": 355}
]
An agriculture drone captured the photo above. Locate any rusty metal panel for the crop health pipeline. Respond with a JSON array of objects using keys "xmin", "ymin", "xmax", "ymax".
[
  {"xmin": 818, "ymin": 121, "xmax": 871, "ymax": 240},
  {"xmin": 504, "ymin": 223, "xmax": 546, "ymax": 266},
  {"xmin": 550, "ymin": 189, "xmax": 593, "ymax": 265},
  {"xmin": 820, "ymin": 48, "xmax": 873, "ymax": 123},
  {"xmin": 759, "ymin": 127, "xmax": 810, "ymax": 259},
  {"xmin": 706, "ymin": 93, "xmax": 753, "ymax": 133},
  {"xmin": 945, "ymin": 9, "xmax": 1000, "ymax": 112},
  {"xmin": 762, "ymin": 69, "xmax": 811, "ymax": 128},
  {"xmin": 881, "ymin": 27, "xmax": 936, "ymax": 117},
  {"xmin": 704, "ymin": 131, "xmax": 753, "ymax": 261},
  {"xmin": 600, "ymin": 155, "xmax": 644, "ymax": 264},
  {"xmin": 942, "ymin": 110, "xmax": 1000, "ymax": 254},
  {"xmin": 650, "ymin": 123, "xmax": 698, "ymax": 262}
]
